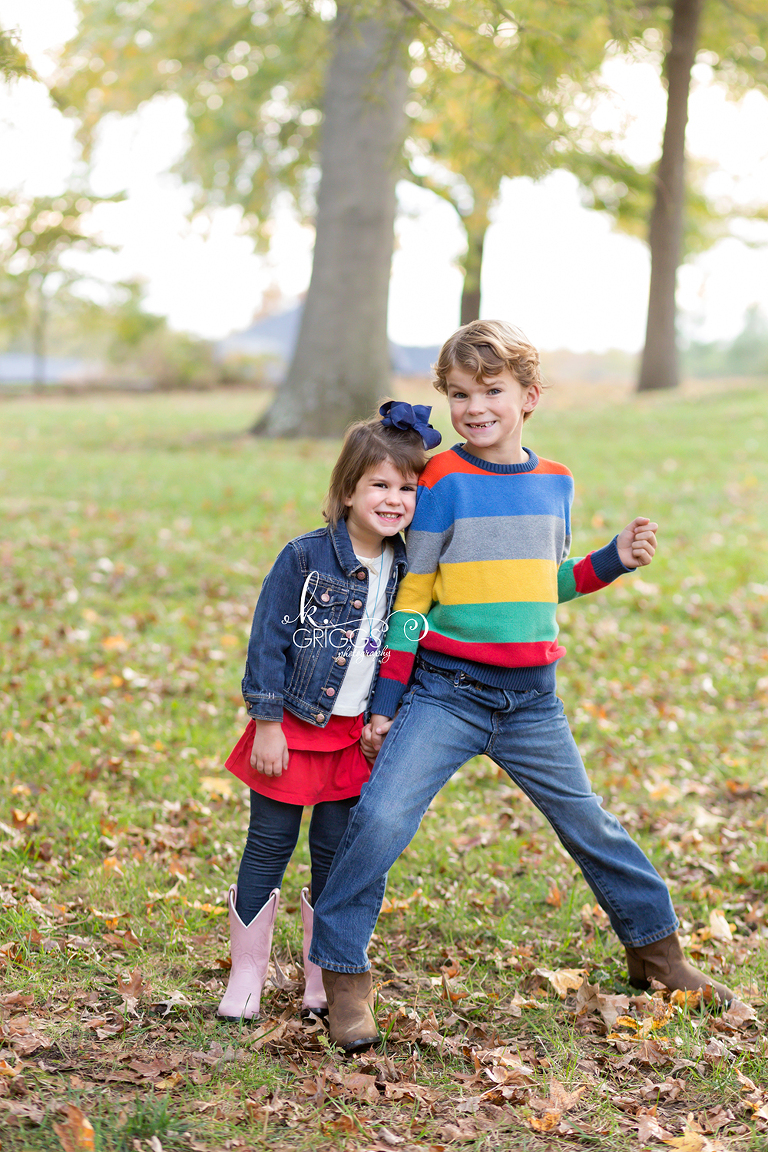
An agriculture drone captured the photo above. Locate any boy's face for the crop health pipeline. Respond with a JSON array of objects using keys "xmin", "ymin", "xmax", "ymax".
[{"xmin": 444, "ymin": 365, "xmax": 540, "ymax": 464}]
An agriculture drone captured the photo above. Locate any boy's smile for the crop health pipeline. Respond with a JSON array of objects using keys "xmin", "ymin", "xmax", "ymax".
[{"xmin": 445, "ymin": 366, "xmax": 540, "ymax": 464}]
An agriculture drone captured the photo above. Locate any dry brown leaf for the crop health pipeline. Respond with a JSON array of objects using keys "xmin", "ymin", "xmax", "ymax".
[
  {"xmin": 708, "ymin": 911, "xmax": 733, "ymax": 942},
  {"xmin": 116, "ymin": 967, "xmax": 149, "ymax": 1013},
  {"xmin": 545, "ymin": 883, "xmax": 562, "ymax": 908},
  {"xmin": 736, "ymin": 1069, "xmax": 757, "ymax": 1093},
  {"xmin": 527, "ymin": 1110, "xmax": 561, "ymax": 1132},
  {"xmin": 723, "ymin": 1000, "xmax": 756, "ymax": 1028},
  {"xmin": 547, "ymin": 1077, "xmax": 587, "ymax": 1112},
  {"xmin": 532, "ymin": 966, "xmax": 587, "ymax": 998},
  {"xmin": 441, "ymin": 972, "xmax": 470, "ymax": 1003},
  {"xmin": 636, "ymin": 1107, "xmax": 673, "ymax": 1142},
  {"xmin": 340, "ymin": 1071, "xmax": 380, "ymax": 1102},
  {"xmin": 53, "ymin": 1103, "xmax": 96, "ymax": 1152},
  {"xmin": 663, "ymin": 1130, "xmax": 726, "ymax": 1151}
]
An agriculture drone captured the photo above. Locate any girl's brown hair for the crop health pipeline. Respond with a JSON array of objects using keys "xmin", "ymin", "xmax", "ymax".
[
  {"xmin": 323, "ymin": 415, "xmax": 428, "ymax": 527},
  {"xmin": 433, "ymin": 319, "xmax": 543, "ymax": 420}
]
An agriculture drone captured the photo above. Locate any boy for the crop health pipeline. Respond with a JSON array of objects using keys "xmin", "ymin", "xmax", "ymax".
[{"xmin": 309, "ymin": 320, "xmax": 735, "ymax": 1052}]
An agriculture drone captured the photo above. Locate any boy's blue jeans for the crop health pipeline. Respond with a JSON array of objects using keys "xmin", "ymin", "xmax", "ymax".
[{"xmin": 309, "ymin": 664, "xmax": 679, "ymax": 973}]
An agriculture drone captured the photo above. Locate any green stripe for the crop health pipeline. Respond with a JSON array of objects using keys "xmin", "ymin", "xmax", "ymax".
[
  {"xmin": 557, "ymin": 559, "xmax": 583, "ymax": 603},
  {"xmin": 427, "ymin": 601, "xmax": 559, "ymax": 644},
  {"xmin": 386, "ymin": 609, "xmax": 430, "ymax": 653}
]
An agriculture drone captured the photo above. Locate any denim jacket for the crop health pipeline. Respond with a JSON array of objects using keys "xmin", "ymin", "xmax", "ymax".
[{"xmin": 242, "ymin": 519, "xmax": 408, "ymax": 727}]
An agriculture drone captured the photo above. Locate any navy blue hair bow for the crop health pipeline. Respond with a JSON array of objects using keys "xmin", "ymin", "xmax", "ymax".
[{"xmin": 379, "ymin": 401, "xmax": 442, "ymax": 450}]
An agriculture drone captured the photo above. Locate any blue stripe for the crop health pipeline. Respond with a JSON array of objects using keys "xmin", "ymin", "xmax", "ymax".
[{"xmin": 417, "ymin": 472, "xmax": 574, "ymax": 534}]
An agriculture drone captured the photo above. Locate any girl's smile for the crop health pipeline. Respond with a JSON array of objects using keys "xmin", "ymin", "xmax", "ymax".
[{"xmin": 344, "ymin": 459, "xmax": 418, "ymax": 555}]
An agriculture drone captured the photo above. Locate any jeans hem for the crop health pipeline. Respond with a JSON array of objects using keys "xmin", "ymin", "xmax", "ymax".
[
  {"xmin": 618, "ymin": 920, "xmax": 679, "ymax": 949},
  {"xmin": 307, "ymin": 953, "xmax": 370, "ymax": 974}
]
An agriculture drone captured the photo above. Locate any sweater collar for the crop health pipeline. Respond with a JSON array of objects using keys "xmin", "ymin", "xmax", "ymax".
[{"xmin": 451, "ymin": 443, "xmax": 539, "ymax": 474}]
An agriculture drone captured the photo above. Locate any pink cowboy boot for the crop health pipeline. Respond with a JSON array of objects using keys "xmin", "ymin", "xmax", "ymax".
[
  {"xmin": 300, "ymin": 887, "xmax": 327, "ymax": 1015},
  {"xmin": 217, "ymin": 885, "xmax": 280, "ymax": 1020}
]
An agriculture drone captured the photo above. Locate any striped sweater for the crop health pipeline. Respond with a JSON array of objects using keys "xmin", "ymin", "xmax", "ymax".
[{"xmin": 370, "ymin": 444, "xmax": 631, "ymax": 718}]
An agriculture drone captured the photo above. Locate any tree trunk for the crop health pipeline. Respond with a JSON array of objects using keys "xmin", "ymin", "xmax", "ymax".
[
  {"xmin": 253, "ymin": 4, "xmax": 409, "ymax": 437},
  {"xmin": 32, "ymin": 278, "xmax": 47, "ymax": 392},
  {"xmin": 637, "ymin": 0, "xmax": 704, "ymax": 392},
  {"xmin": 459, "ymin": 202, "xmax": 490, "ymax": 326}
]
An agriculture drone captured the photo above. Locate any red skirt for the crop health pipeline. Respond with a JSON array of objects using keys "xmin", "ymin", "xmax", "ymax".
[{"xmin": 225, "ymin": 712, "xmax": 371, "ymax": 806}]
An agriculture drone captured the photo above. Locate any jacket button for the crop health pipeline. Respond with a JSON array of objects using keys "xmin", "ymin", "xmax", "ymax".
[
  {"xmin": 345, "ymin": 630, "xmax": 354, "ymax": 639},
  {"xmin": 321, "ymin": 592, "xmax": 330, "ymax": 602},
  {"xmin": 335, "ymin": 656, "xmax": 346, "ymax": 666},
  {"xmin": 325, "ymin": 687, "xmax": 335, "ymax": 697},
  {"xmin": 315, "ymin": 712, "xmax": 325, "ymax": 722},
  {"xmin": 353, "ymin": 600, "xmax": 362, "ymax": 609},
  {"xmin": 356, "ymin": 571, "xmax": 366, "ymax": 580}
]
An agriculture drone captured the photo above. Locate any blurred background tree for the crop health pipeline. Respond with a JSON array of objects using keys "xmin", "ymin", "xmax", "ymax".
[
  {"xmin": 0, "ymin": 191, "xmax": 118, "ymax": 388},
  {"xmin": 0, "ymin": 22, "xmax": 33, "ymax": 81},
  {"xmin": 48, "ymin": 0, "xmax": 768, "ymax": 419},
  {"xmin": 57, "ymin": 0, "xmax": 637, "ymax": 434}
]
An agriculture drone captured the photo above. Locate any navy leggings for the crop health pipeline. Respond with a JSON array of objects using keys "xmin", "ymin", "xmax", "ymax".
[{"xmin": 234, "ymin": 790, "xmax": 358, "ymax": 925}]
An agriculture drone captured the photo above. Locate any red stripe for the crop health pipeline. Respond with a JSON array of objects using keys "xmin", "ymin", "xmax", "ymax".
[
  {"xmin": 420, "ymin": 633, "xmax": 565, "ymax": 667},
  {"xmin": 533, "ymin": 457, "xmax": 572, "ymax": 476},
  {"xmin": 377, "ymin": 647, "xmax": 416, "ymax": 686},
  {"xmin": 572, "ymin": 554, "xmax": 608, "ymax": 595},
  {"xmin": 420, "ymin": 450, "xmax": 488, "ymax": 488},
  {"xmin": 421, "ymin": 449, "xmax": 573, "ymax": 489}
]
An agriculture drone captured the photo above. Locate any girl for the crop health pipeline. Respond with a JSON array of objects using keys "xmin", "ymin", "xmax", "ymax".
[{"xmin": 218, "ymin": 403, "xmax": 440, "ymax": 1020}]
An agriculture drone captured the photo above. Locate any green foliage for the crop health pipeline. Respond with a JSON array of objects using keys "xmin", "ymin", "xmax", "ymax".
[
  {"xmin": 684, "ymin": 304, "xmax": 768, "ymax": 377},
  {"xmin": 0, "ymin": 23, "xmax": 33, "ymax": 81},
  {"xmin": 0, "ymin": 191, "xmax": 121, "ymax": 381},
  {"xmin": 55, "ymin": 0, "xmax": 330, "ymax": 244},
  {"xmin": 56, "ymin": 1, "xmax": 631, "ymax": 245}
]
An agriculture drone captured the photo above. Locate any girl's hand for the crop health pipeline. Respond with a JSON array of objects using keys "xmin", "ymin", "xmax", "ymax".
[
  {"xmin": 360, "ymin": 723, "xmax": 378, "ymax": 763},
  {"xmin": 369, "ymin": 714, "xmax": 393, "ymax": 753},
  {"xmin": 250, "ymin": 720, "xmax": 289, "ymax": 777},
  {"xmin": 360, "ymin": 716, "xmax": 392, "ymax": 762}
]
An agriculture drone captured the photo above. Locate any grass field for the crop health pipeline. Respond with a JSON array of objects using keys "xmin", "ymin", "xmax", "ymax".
[{"xmin": 1, "ymin": 382, "xmax": 767, "ymax": 1151}]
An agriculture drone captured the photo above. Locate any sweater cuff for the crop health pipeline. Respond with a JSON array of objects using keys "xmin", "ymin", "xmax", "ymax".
[
  {"xmin": 590, "ymin": 535, "xmax": 635, "ymax": 584},
  {"xmin": 369, "ymin": 677, "xmax": 407, "ymax": 719}
]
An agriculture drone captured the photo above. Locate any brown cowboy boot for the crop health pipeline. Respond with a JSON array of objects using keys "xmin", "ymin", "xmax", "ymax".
[
  {"xmin": 322, "ymin": 969, "xmax": 380, "ymax": 1053},
  {"xmin": 625, "ymin": 932, "xmax": 735, "ymax": 1006}
]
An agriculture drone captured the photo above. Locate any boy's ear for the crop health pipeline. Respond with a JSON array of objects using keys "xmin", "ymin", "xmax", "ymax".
[{"xmin": 523, "ymin": 384, "xmax": 541, "ymax": 413}]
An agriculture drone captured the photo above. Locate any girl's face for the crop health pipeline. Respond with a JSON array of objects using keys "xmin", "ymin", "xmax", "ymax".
[{"xmin": 344, "ymin": 458, "xmax": 418, "ymax": 554}]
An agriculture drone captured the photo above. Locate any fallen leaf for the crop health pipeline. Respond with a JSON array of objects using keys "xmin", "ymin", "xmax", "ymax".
[
  {"xmin": 723, "ymin": 1000, "xmax": 756, "ymax": 1028},
  {"xmin": 636, "ymin": 1107, "xmax": 673, "ymax": 1141},
  {"xmin": 533, "ymin": 966, "xmax": 587, "ymax": 998},
  {"xmin": 545, "ymin": 883, "xmax": 562, "ymax": 908},
  {"xmin": 53, "ymin": 1103, "xmax": 95, "ymax": 1152},
  {"xmin": 708, "ymin": 910, "xmax": 733, "ymax": 942},
  {"xmin": 117, "ymin": 967, "xmax": 149, "ymax": 1013}
]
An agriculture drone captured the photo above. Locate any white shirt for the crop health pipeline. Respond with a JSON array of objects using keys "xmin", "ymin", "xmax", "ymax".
[{"xmin": 332, "ymin": 544, "xmax": 394, "ymax": 717}]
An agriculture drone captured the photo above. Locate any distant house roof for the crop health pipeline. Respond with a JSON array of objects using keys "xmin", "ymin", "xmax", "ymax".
[
  {"xmin": 0, "ymin": 353, "xmax": 100, "ymax": 385},
  {"xmin": 217, "ymin": 303, "xmax": 439, "ymax": 378}
]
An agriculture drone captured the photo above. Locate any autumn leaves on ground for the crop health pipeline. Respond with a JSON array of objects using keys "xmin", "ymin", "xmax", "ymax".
[{"xmin": 1, "ymin": 384, "xmax": 767, "ymax": 1152}]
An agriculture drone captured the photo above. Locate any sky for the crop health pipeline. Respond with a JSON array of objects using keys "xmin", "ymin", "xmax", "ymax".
[{"xmin": 1, "ymin": 0, "xmax": 768, "ymax": 352}]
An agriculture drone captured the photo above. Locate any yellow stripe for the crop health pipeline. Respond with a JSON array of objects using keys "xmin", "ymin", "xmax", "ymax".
[
  {"xmin": 434, "ymin": 559, "xmax": 557, "ymax": 605},
  {"xmin": 392, "ymin": 570, "xmax": 437, "ymax": 615}
]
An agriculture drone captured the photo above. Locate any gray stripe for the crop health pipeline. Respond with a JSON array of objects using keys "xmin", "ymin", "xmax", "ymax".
[
  {"xmin": 438, "ymin": 515, "xmax": 566, "ymax": 564},
  {"xmin": 405, "ymin": 527, "xmax": 451, "ymax": 575}
]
